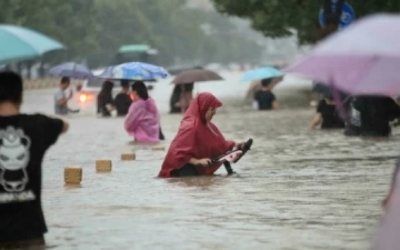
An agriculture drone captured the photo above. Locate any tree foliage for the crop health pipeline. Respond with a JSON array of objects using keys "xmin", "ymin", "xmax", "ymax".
[
  {"xmin": 211, "ymin": 0, "xmax": 400, "ymax": 44},
  {"xmin": 0, "ymin": 0, "xmax": 264, "ymax": 68}
]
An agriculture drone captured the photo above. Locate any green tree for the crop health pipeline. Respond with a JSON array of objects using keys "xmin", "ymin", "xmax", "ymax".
[
  {"xmin": 211, "ymin": 0, "xmax": 400, "ymax": 44},
  {"xmin": 0, "ymin": 0, "xmax": 99, "ymax": 62},
  {"xmin": 0, "ymin": 0, "xmax": 264, "ymax": 69}
]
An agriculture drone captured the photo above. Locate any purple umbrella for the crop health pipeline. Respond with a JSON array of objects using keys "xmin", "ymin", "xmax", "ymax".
[
  {"xmin": 285, "ymin": 14, "xmax": 400, "ymax": 96},
  {"xmin": 49, "ymin": 62, "xmax": 93, "ymax": 79}
]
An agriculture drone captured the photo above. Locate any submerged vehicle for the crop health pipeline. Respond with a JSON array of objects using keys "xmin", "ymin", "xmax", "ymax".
[
  {"xmin": 114, "ymin": 44, "xmax": 159, "ymax": 65},
  {"xmin": 75, "ymin": 69, "xmax": 154, "ymax": 114},
  {"xmin": 74, "ymin": 44, "xmax": 159, "ymax": 113}
]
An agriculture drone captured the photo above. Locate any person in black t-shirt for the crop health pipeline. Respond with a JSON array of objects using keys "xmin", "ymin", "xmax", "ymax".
[
  {"xmin": 169, "ymin": 85, "xmax": 182, "ymax": 114},
  {"xmin": 97, "ymin": 80, "xmax": 114, "ymax": 117},
  {"xmin": 311, "ymin": 94, "xmax": 345, "ymax": 130},
  {"xmin": 114, "ymin": 80, "xmax": 132, "ymax": 116},
  {"xmin": 0, "ymin": 71, "xmax": 69, "ymax": 248},
  {"xmin": 353, "ymin": 95, "xmax": 400, "ymax": 137},
  {"xmin": 253, "ymin": 78, "xmax": 278, "ymax": 111}
]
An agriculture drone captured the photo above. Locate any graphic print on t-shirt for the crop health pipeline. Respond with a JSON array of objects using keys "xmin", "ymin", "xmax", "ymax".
[{"xmin": 0, "ymin": 126, "xmax": 31, "ymax": 193}]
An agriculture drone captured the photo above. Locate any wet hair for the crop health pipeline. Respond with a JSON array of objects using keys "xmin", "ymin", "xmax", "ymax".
[
  {"xmin": 182, "ymin": 83, "xmax": 194, "ymax": 92},
  {"xmin": 61, "ymin": 76, "xmax": 70, "ymax": 84},
  {"xmin": 0, "ymin": 71, "xmax": 23, "ymax": 104},
  {"xmin": 261, "ymin": 78, "xmax": 273, "ymax": 87},
  {"xmin": 120, "ymin": 80, "xmax": 130, "ymax": 89},
  {"xmin": 172, "ymin": 85, "xmax": 182, "ymax": 95},
  {"xmin": 99, "ymin": 81, "xmax": 114, "ymax": 95},
  {"xmin": 323, "ymin": 92, "xmax": 334, "ymax": 100},
  {"xmin": 131, "ymin": 81, "xmax": 149, "ymax": 100}
]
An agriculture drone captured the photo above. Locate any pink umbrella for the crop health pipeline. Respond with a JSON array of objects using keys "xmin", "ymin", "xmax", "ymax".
[
  {"xmin": 371, "ymin": 158, "xmax": 400, "ymax": 250},
  {"xmin": 285, "ymin": 14, "xmax": 400, "ymax": 96}
]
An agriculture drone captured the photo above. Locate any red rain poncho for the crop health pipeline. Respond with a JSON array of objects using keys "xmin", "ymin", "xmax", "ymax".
[{"xmin": 158, "ymin": 92, "xmax": 235, "ymax": 177}]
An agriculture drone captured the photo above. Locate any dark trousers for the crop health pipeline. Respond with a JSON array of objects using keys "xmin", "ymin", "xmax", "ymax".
[
  {"xmin": 344, "ymin": 124, "xmax": 361, "ymax": 136},
  {"xmin": 0, "ymin": 236, "xmax": 45, "ymax": 249},
  {"xmin": 159, "ymin": 127, "xmax": 165, "ymax": 140},
  {"xmin": 171, "ymin": 164, "xmax": 199, "ymax": 177}
]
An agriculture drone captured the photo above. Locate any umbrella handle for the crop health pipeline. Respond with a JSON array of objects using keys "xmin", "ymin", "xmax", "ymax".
[{"xmin": 224, "ymin": 162, "xmax": 234, "ymax": 175}]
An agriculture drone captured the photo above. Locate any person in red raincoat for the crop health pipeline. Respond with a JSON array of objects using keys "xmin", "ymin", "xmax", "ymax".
[{"xmin": 159, "ymin": 92, "xmax": 244, "ymax": 177}]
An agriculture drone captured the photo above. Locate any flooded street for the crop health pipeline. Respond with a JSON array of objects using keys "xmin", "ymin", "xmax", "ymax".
[{"xmin": 22, "ymin": 73, "xmax": 399, "ymax": 250}]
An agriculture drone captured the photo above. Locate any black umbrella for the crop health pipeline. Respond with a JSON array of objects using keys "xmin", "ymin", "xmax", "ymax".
[{"xmin": 171, "ymin": 69, "xmax": 223, "ymax": 85}]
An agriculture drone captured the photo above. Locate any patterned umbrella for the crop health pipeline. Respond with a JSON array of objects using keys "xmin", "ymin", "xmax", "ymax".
[{"xmin": 98, "ymin": 62, "xmax": 168, "ymax": 81}]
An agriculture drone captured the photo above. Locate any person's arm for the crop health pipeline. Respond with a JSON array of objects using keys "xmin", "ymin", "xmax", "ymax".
[
  {"xmin": 106, "ymin": 104, "xmax": 115, "ymax": 111},
  {"xmin": 228, "ymin": 140, "xmax": 245, "ymax": 150},
  {"xmin": 168, "ymin": 120, "xmax": 211, "ymax": 167},
  {"xmin": 311, "ymin": 113, "xmax": 322, "ymax": 130},
  {"xmin": 271, "ymin": 93, "xmax": 278, "ymax": 110},
  {"xmin": 189, "ymin": 158, "xmax": 211, "ymax": 166},
  {"xmin": 56, "ymin": 90, "xmax": 73, "ymax": 105},
  {"xmin": 106, "ymin": 95, "xmax": 116, "ymax": 111},
  {"xmin": 36, "ymin": 114, "xmax": 68, "ymax": 149},
  {"xmin": 62, "ymin": 121, "xmax": 69, "ymax": 133},
  {"xmin": 47, "ymin": 115, "xmax": 69, "ymax": 133},
  {"xmin": 311, "ymin": 100, "xmax": 325, "ymax": 130},
  {"xmin": 124, "ymin": 103, "xmax": 145, "ymax": 131},
  {"xmin": 180, "ymin": 93, "xmax": 189, "ymax": 113},
  {"xmin": 245, "ymin": 81, "xmax": 258, "ymax": 102},
  {"xmin": 253, "ymin": 90, "xmax": 259, "ymax": 101},
  {"xmin": 272, "ymin": 100, "xmax": 279, "ymax": 110}
]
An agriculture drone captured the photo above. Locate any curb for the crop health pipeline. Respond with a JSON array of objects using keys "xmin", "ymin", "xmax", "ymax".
[{"xmin": 24, "ymin": 78, "xmax": 59, "ymax": 90}]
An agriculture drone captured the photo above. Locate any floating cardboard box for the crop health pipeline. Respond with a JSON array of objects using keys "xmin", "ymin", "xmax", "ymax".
[
  {"xmin": 121, "ymin": 152, "xmax": 136, "ymax": 161},
  {"xmin": 151, "ymin": 145, "xmax": 165, "ymax": 151},
  {"xmin": 96, "ymin": 160, "xmax": 112, "ymax": 172},
  {"xmin": 64, "ymin": 166, "xmax": 82, "ymax": 185}
]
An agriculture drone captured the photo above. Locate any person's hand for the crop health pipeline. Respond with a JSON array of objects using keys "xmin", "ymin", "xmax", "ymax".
[
  {"xmin": 106, "ymin": 104, "xmax": 114, "ymax": 111},
  {"xmin": 382, "ymin": 197, "xmax": 388, "ymax": 208},
  {"xmin": 195, "ymin": 158, "xmax": 211, "ymax": 167},
  {"xmin": 106, "ymin": 104, "xmax": 115, "ymax": 111},
  {"xmin": 234, "ymin": 141, "xmax": 245, "ymax": 149}
]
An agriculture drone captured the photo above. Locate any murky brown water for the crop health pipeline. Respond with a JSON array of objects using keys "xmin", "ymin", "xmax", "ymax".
[{"xmin": 20, "ymin": 76, "xmax": 399, "ymax": 250}]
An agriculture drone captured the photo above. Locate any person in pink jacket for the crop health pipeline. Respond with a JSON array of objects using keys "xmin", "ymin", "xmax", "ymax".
[{"xmin": 124, "ymin": 81, "xmax": 161, "ymax": 142}]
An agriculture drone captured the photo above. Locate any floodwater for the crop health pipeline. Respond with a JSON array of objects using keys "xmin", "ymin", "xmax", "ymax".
[{"xmin": 21, "ymin": 72, "xmax": 399, "ymax": 250}]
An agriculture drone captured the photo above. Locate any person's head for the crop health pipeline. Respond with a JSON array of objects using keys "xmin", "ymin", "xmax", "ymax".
[
  {"xmin": 261, "ymin": 78, "xmax": 273, "ymax": 88},
  {"xmin": 0, "ymin": 71, "xmax": 23, "ymax": 107},
  {"xmin": 60, "ymin": 76, "xmax": 70, "ymax": 90},
  {"xmin": 131, "ymin": 81, "xmax": 149, "ymax": 101},
  {"xmin": 120, "ymin": 80, "xmax": 130, "ymax": 91},
  {"xmin": 182, "ymin": 83, "xmax": 194, "ymax": 92},
  {"xmin": 100, "ymin": 81, "xmax": 114, "ymax": 95},
  {"xmin": 324, "ymin": 92, "xmax": 334, "ymax": 102},
  {"xmin": 186, "ymin": 92, "xmax": 222, "ymax": 122},
  {"xmin": 173, "ymin": 85, "xmax": 182, "ymax": 94}
]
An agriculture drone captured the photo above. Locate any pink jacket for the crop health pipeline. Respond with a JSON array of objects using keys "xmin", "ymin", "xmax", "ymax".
[{"xmin": 124, "ymin": 97, "xmax": 160, "ymax": 142}]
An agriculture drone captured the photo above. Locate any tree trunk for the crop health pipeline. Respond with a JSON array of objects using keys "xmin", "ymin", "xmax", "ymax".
[
  {"xmin": 39, "ymin": 59, "xmax": 45, "ymax": 78},
  {"xmin": 26, "ymin": 60, "xmax": 32, "ymax": 80}
]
